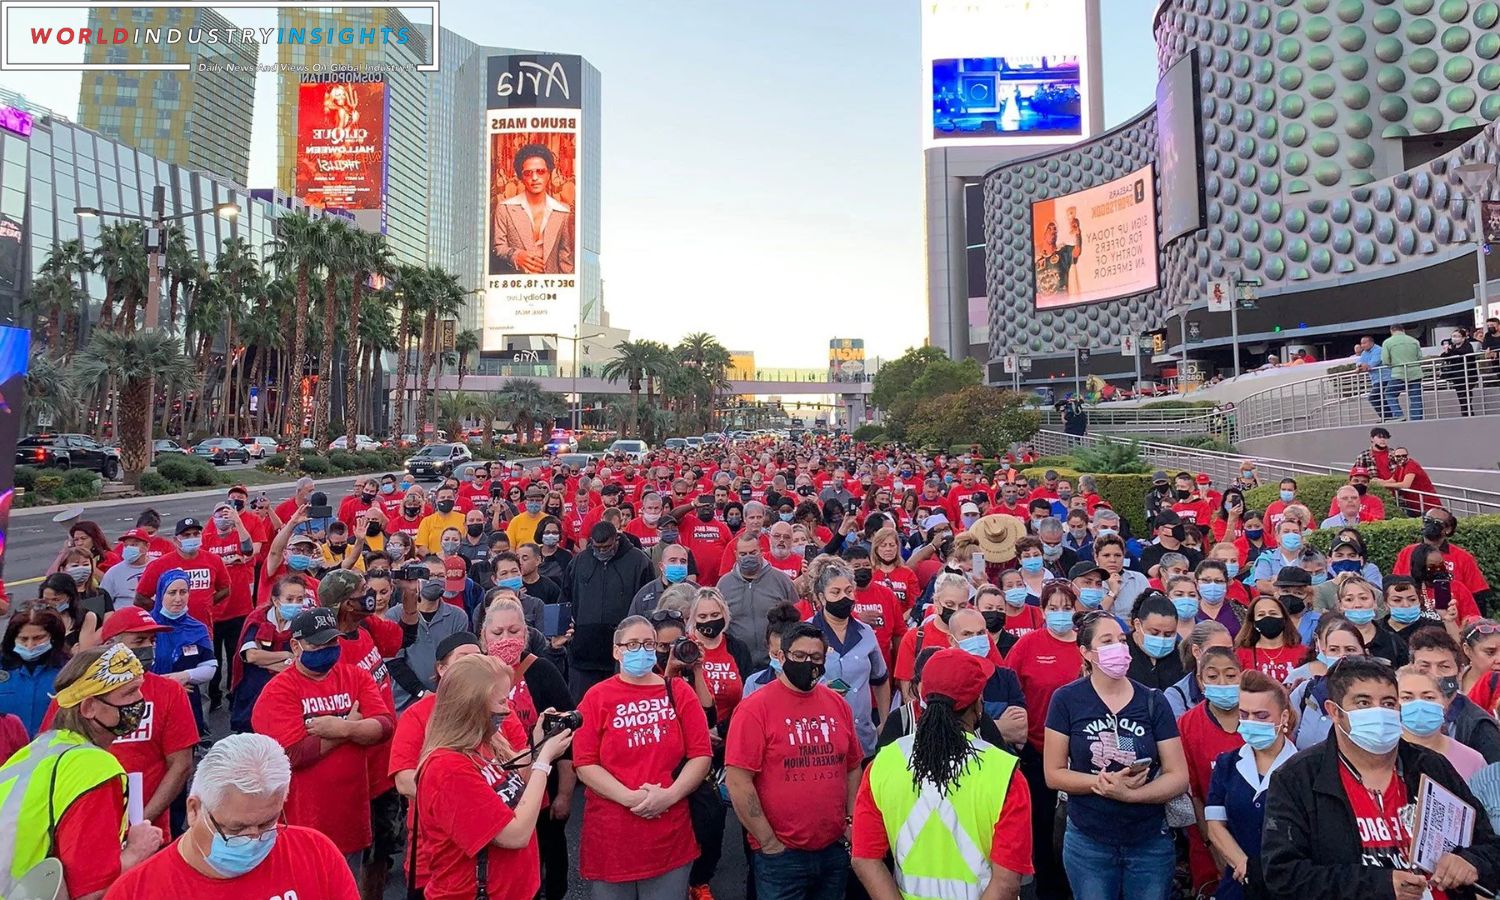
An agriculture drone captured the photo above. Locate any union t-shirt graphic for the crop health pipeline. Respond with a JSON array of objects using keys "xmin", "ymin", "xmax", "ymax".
[{"xmin": 611, "ymin": 696, "xmax": 678, "ymax": 749}]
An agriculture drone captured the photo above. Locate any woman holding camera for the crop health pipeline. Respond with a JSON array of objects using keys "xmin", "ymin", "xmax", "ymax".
[
  {"xmin": 414, "ymin": 653, "xmax": 574, "ymax": 900},
  {"xmin": 574, "ymin": 615, "xmax": 712, "ymax": 900}
]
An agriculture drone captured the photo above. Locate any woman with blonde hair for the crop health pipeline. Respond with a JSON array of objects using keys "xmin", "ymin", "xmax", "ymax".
[
  {"xmin": 1335, "ymin": 575, "xmax": 1407, "ymax": 667},
  {"xmin": 414, "ymin": 653, "xmax": 574, "ymax": 900},
  {"xmin": 870, "ymin": 526, "xmax": 921, "ymax": 611}
]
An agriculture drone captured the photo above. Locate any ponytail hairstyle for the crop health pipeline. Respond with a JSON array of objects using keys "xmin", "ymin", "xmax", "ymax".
[{"xmin": 909, "ymin": 690, "xmax": 979, "ymax": 796}]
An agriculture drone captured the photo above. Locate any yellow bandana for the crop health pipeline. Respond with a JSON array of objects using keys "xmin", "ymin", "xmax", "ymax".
[{"xmin": 54, "ymin": 643, "xmax": 144, "ymax": 709}]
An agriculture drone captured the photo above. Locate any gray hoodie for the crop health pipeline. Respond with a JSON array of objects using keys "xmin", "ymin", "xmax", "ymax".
[{"xmin": 717, "ymin": 560, "xmax": 799, "ymax": 668}]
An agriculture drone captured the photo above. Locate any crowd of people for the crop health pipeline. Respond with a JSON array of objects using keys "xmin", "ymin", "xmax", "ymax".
[{"xmin": 1, "ymin": 433, "xmax": 1499, "ymax": 900}]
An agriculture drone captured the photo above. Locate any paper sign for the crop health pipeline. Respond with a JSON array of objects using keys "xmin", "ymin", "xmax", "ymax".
[
  {"xmin": 1408, "ymin": 774, "xmax": 1475, "ymax": 874},
  {"xmin": 1207, "ymin": 279, "xmax": 1232, "ymax": 312},
  {"xmin": 127, "ymin": 771, "xmax": 144, "ymax": 825}
]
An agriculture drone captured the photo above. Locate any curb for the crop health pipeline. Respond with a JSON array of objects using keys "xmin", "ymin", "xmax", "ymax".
[{"xmin": 11, "ymin": 474, "xmax": 364, "ymax": 519}]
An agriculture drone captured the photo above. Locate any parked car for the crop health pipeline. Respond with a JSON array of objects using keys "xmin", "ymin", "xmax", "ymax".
[
  {"xmin": 403, "ymin": 443, "xmax": 473, "ymax": 481},
  {"xmin": 662, "ymin": 438, "xmax": 687, "ymax": 451},
  {"xmin": 397, "ymin": 433, "xmax": 420, "ymax": 449},
  {"xmin": 545, "ymin": 429, "xmax": 577, "ymax": 454},
  {"xmin": 152, "ymin": 439, "xmax": 190, "ymax": 462},
  {"xmin": 702, "ymin": 432, "xmax": 728, "ymax": 445},
  {"xmin": 328, "ymin": 434, "xmax": 383, "ymax": 452},
  {"xmin": 684, "ymin": 436, "xmax": 704, "ymax": 449},
  {"xmin": 299, "ymin": 438, "xmax": 317, "ymax": 451},
  {"xmin": 193, "ymin": 437, "xmax": 251, "ymax": 466},
  {"xmin": 19, "ymin": 433, "xmax": 122, "ymax": 480},
  {"xmin": 242, "ymin": 436, "xmax": 281, "ymax": 459},
  {"xmin": 606, "ymin": 439, "xmax": 649, "ymax": 462}
]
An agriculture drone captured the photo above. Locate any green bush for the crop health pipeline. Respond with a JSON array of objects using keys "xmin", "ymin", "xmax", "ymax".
[
  {"xmin": 1090, "ymin": 474, "xmax": 1155, "ymax": 537},
  {"xmin": 156, "ymin": 454, "xmax": 218, "ymax": 487},
  {"xmin": 1140, "ymin": 400, "xmax": 1218, "ymax": 409},
  {"xmin": 61, "ymin": 469, "xmax": 101, "ymax": 493},
  {"xmin": 138, "ymin": 471, "xmax": 175, "ymax": 495},
  {"xmin": 1121, "ymin": 433, "xmax": 1234, "ymax": 452},
  {"xmin": 15, "ymin": 492, "xmax": 40, "ymax": 508},
  {"xmin": 1244, "ymin": 476, "xmax": 1399, "ymax": 522},
  {"xmin": 261, "ymin": 452, "xmax": 288, "ymax": 470},
  {"xmin": 1073, "ymin": 438, "xmax": 1152, "ymax": 474},
  {"xmin": 34, "ymin": 473, "xmax": 63, "ymax": 496},
  {"xmin": 328, "ymin": 450, "xmax": 360, "ymax": 471},
  {"xmin": 13, "ymin": 466, "xmax": 37, "ymax": 492},
  {"xmin": 1021, "ymin": 466, "xmax": 1082, "ymax": 482},
  {"xmin": 299, "ymin": 454, "xmax": 332, "ymax": 475},
  {"xmin": 852, "ymin": 425, "xmax": 886, "ymax": 442},
  {"xmin": 51, "ymin": 484, "xmax": 94, "ymax": 502},
  {"xmin": 1306, "ymin": 515, "xmax": 1500, "ymax": 608},
  {"xmin": 1031, "ymin": 455, "xmax": 1079, "ymax": 469}
]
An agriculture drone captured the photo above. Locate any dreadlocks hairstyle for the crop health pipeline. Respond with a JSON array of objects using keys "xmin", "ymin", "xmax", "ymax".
[{"xmin": 909, "ymin": 691, "xmax": 979, "ymax": 796}]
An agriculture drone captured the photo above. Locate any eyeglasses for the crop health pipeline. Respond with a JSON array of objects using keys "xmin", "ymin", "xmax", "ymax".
[
  {"xmin": 1464, "ymin": 622, "xmax": 1500, "ymax": 641},
  {"xmin": 615, "ymin": 639, "xmax": 662, "ymax": 652},
  {"xmin": 784, "ymin": 651, "xmax": 826, "ymax": 664},
  {"xmin": 1391, "ymin": 456, "xmax": 1409, "ymax": 463},
  {"xmin": 647, "ymin": 608, "xmax": 684, "ymax": 624},
  {"xmin": 207, "ymin": 809, "xmax": 283, "ymax": 848}
]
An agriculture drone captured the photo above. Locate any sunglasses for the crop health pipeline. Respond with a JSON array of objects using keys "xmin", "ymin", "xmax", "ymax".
[{"xmin": 1465, "ymin": 622, "xmax": 1500, "ymax": 641}]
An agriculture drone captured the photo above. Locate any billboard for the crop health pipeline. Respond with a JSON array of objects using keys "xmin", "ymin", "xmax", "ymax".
[
  {"xmin": 829, "ymin": 338, "xmax": 865, "ymax": 382},
  {"xmin": 1157, "ymin": 49, "xmax": 1205, "ymax": 244},
  {"xmin": 0, "ymin": 326, "xmax": 29, "ymax": 580},
  {"xmin": 484, "ymin": 54, "xmax": 583, "ymax": 351},
  {"xmin": 1031, "ymin": 165, "xmax": 1160, "ymax": 310},
  {"xmin": 0, "ymin": 215, "xmax": 22, "ymax": 292},
  {"xmin": 294, "ymin": 73, "xmax": 389, "ymax": 234},
  {"xmin": 922, "ymin": 0, "xmax": 1091, "ymax": 147}
]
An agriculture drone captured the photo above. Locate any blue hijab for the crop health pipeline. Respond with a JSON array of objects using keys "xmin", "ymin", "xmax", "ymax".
[{"xmin": 150, "ymin": 568, "xmax": 213, "ymax": 675}]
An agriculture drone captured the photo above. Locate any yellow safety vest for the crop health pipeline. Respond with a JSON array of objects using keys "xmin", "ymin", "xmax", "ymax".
[
  {"xmin": 867, "ymin": 732, "xmax": 1017, "ymax": 900},
  {"xmin": 0, "ymin": 729, "xmax": 127, "ymax": 895}
]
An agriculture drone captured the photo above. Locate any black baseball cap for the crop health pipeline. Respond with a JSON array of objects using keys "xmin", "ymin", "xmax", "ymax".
[
  {"xmin": 1274, "ymin": 567, "xmax": 1313, "ymax": 588},
  {"xmin": 436, "ymin": 631, "xmax": 481, "ymax": 662},
  {"xmin": 1153, "ymin": 510, "xmax": 1182, "ymax": 528},
  {"xmin": 174, "ymin": 517, "xmax": 203, "ymax": 535},
  {"xmin": 1068, "ymin": 561, "xmax": 1108, "ymax": 581},
  {"xmin": 290, "ymin": 607, "xmax": 340, "ymax": 645},
  {"xmin": 1151, "ymin": 470, "xmax": 1170, "ymax": 484}
]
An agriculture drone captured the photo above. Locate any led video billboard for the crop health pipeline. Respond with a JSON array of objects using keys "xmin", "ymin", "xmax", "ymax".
[
  {"xmin": 922, "ymin": 0, "xmax": 1091, "ymax": 147},
  {"xmin": 484, "ymin": 54, "xmax": 583, "ymax": 351},
  {"xmin": 1157, "ymin": 49, "xmax": 1205, "ymax": 244},
  {"xmin": 1031, "ymin": 165, "xmax": 1160, "ymax": 310},
  {"xmin": 294, "ymin": 73, "xmax": 389, "ymax": 234}
]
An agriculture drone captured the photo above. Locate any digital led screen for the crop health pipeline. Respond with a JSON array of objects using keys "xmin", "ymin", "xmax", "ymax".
[
  {"xmin": 1157, "ymin": 49, "xmax": 1205, "ymax": 244},
  {"xmin": 294, "ymin": 73, "xmax": 389, "ymax": 234},
  {"xmin": 1031, "ymin": 165, "xmax": 1160, "ymax": 309}
]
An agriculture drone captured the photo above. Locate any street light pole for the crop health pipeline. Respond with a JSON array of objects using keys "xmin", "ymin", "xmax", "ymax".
[
  {"xmin": 560, "ymin": 326, "xmax": 606, "ymax": 432},
  {"xmin": 1456, "ymin": 163, "xmax": 1497, "ymax": 326},
  {"xmin": 145, "ymin": 185, "xmax": 165, "ymax": 332}
]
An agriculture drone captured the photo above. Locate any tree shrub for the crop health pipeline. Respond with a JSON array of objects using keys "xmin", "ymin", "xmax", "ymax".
[
  {"xmin": 156, "ymin": 454, "xmax": 218, "ymax": 487},
  {"xmin": 853, "ymin": 425, "xmax": 886, "ymax": 442},
  {"xmin": 328, "ymin": 450, "xmax": 360, "ymax": 472},
  {"xmin": 1072, "ymin": 438, "xmax": 1152, "ymax": 475},
  {"xmin": 299, "ymin": 454, "xmax": 332, "ymax": 475},
  {"xmin": 1090, "ymin": 474, "xmax": 1155, "ymax": 537},
  {"xmin": 1244, "ymin": 476, "xmax": 1399, "ymax": 523},
  {"xmin": 1306, "ymin": 515, "xmax": 1500, "ymax": 608},
  {"xmin": 138, "ymin": 471, "xmax": 174, "ymax": 495},
  {"xmin": 61, "ymin": 469, "xmax": 101, "ymax": 493},
  {"xmin": 261, "ymin": 453, "xmax": 288, "ymax": 471},
  {"xmin": 14, "ymin": 466, "xmax": 37, "ymax": 492},
  {"xmin": 35, "ymin": 473, "xmax": 63, "ymax": 496},
  {"xmin": 51, "ymin": 484, "xmax": 94, "ymax": 502}
]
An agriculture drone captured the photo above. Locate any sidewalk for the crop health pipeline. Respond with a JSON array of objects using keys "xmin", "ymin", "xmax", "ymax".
[{"xmin": 10, "ymin": 473, "xmax": 363, "ymax": 519}]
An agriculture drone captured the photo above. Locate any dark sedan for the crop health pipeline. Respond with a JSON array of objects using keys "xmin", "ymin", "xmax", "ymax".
[{"xmin": 193, "ymin": 437, "xmax": 251, "ymax": 465}]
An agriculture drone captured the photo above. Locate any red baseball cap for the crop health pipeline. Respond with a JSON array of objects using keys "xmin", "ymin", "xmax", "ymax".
[
  {"xmin": 118, "ymin": 528, "xmax": 151, "ymax": 543},
  {"xmin": 919, "ymin": 648, "xmax": 989, "ymax": 708},
  {"xmin": 1195, "ymin": 473, "xmax": 1211, "ymax": 485},
  {"xmin": 98, "ymin": 607, "xmax": 171, "ymax": 642},
  {"xmin": 443, "ymin": 555, "xmax": 468, "ymax": 593},
  {"xmin": 1349, "ymin": 466, "xmax": 1371, "ymax": 478}
]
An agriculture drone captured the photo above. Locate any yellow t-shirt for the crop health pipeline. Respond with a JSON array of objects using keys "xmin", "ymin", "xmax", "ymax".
[
  {"xmin": 416, "ymin": 510, "xmax": 466, "ymax": 555},
  {"xmin": 506, "ymin": 511, "xmax": 545, "ymax": 547}
]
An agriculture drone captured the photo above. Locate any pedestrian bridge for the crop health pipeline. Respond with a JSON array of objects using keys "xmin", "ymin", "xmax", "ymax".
[{"xmin": 393, "ymin": 372, "xmax": 874, "ymax": 397}]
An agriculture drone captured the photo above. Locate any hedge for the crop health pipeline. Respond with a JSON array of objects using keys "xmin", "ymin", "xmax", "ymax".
[
  {"xmin": 1243, "ymin": 476, "xmax": 1400, "ymax": 523},
  {"xmin": 1305, "ymin": 515, "xmax": 1500, "ymax": 612},
  {"xmin": 155, "ymin": 454, "xmax": 219, "ymax": 487},
  {"xmin": 1016, "ymin": 467, "xmax": 1154, "ymax": 535}
]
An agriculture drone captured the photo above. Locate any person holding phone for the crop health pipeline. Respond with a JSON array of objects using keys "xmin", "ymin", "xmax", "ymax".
[{"xmin": 1044, "ymin": 609, "xmax": 1189, "ymax": 898}]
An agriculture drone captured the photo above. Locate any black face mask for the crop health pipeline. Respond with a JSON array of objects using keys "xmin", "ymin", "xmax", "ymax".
[
  {"xmin": 1175, "ymin": 489, "xmax": 1191, "ymax": 500},
  {"xmin": 1422, "ymin": 519, "xmax": 1446, "ymax": 542},
  {"xmin": 939, "ymin": 605, "xmax": 958, "ymax": 625},
  {"xmin": 655, "ymin": 649, "xmax": 671, "ymax": 670},
  {"xmin": 366, "ymin": 521, "xmax": 383, "ymax": 538},
  {"xmin": 853, "ymin": 569, "xmax": 873, "ymax": 588},
  {"xmin": 696, "ymin": 617, "xmax": 726, "ymax": 639},
  {"xmin": 546, "ymin": 506, "xmax": 563, "ymax": 516},
  {"xmin": 982, "ymin": 610, "xmax": 1006, "ymax": 633},
  {"xmin": 361, "ymin": 492, "xmax": 376, "ymax": 503},
  {"xmin": 328, "ymin": 541, "xmax": 347, "ymax": 552},
  {"xmin": 403, "ymin": 505, "xmax": 421, "ymax": 516},
  {"xmin": 1353, "ymin": 483, "xmax": 1368, "ymax": 496},
  {"xmin": 696, "ymin": 508, "xmax": 715, "ymax": 522},
  {"xmin": 100, "ymin": 698, "xmax": 147, "ymax": 736},
  {"xmin": 726, "ymin": 516, "xmax": 742, "ymax": 530},
  {"xmin": 1253, "ymin": 616, "xmax": 1286, "ymax": 639},
  {"xmin": 1277, "ymin": 593, "xmax": 1307, "ymax": 616},
  {"xmin": 1438, "ymin": 676, "xmax": 1462, "ymax": 698},
  {"xmin": 1171, "ymin": 525, "xmax": 1187, "ymax": 542},
  {"xmin": 781, "ymin": 659, "xmax": 824, "ymax": 692},
  {"xmin": 356, "ymin": 590, "xmax": 378, "ymax": 614},
  {"xmin": 466, "ymin": 523, "xmax": 485, "ymax": 537},
  {"xmin": 823, "ymin": 598, "xmax": 854, "ymax": 619}
]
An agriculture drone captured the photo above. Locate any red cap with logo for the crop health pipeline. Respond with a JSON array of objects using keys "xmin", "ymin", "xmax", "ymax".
[
  {"xmin": 443, "ymin": 555, "xmax": 468, "ymax": 594},
  {"xmin": 98, "ymin": 607, "xmax": 171, "ymax": 642},
  {"xmin": 118, "ymin": 528, "xmax": 152, "ymax": 543}
]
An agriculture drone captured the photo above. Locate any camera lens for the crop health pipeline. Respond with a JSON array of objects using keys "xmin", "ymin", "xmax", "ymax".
[{"xmin": 672, "ymin": 637, "xmax": 701, "ymax": 665}]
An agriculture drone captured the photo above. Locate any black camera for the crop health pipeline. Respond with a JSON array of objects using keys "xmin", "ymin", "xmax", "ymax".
[
  {"xmin": 670, "ymin": 636, "xmax": 701, "ymax": 666},
  {"xmin": 542, "ymin": 709, "xmax": 582, "ymax": 738},
  {"xmin": 396, "ymin": 563, "xmax": 430, "ymax": 582}
]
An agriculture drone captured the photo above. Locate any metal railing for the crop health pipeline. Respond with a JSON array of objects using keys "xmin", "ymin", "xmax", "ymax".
[
  {"xmin": 1038, "ymin": 406, "xmax": 1224, "ymax": 438},
  {"xmin": 1032, "ymin": 428, "xmax": 1500, "ymax": 518},
  {"xmin": 1234, "ymin": 354, "xmax": 1500, "ymax": 441}
]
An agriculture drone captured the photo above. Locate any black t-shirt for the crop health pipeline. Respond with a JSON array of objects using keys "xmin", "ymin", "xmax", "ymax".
[
  {"xmin": 1126, "ymin": 636, "xmax": 1186, "ymax": 691},
  {"xmin": 1135, "ymin": 541, "xmax": 1203, "ymax": 576},
  {"xmin": 523, "ymin": 573, "xmax": 563, "ymax": 606}
]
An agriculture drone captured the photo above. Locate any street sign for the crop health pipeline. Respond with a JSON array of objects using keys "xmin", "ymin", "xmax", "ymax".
[
  {"xmin": 248, "ymin": 387, "xmax": 258, "ymax": 413},
  {"xmin": 1120, "ymin": 333, "xmax": 1137, "ymax": 356},
  {"xmin": 1186, "ymin": 320, "xmax": 1203, "ymax": 343},
  {"xmin": 1019, "ymin": 356, "xmax": 1033, "ymax": 372},
  {"xmin": 1002, "ymin": 354, "xmax": 1017, "ymax": 374},
  {"xmin": 1236, "ymin": 280, "xmax": 1260, "ymax": 310},
  {"xmin": 1483, "ymin": 200, "xmax": 1500, "ymax": 244},
  {"xmin": 441, "ymin": 319, "xmax": 457, "ymax": 352},
  {"xmin": 1078, "ymin": 348, "xmax": 1090, "ymax": 364},
  {"xmin": 1207, "ymin": 280, "xmax": 1232, "ymax": 312}
]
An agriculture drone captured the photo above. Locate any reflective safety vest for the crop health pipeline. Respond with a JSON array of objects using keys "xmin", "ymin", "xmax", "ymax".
[
  {"xmin": 0, "ymin": 729, "xmax": 127, "ymax": 894},
  {"xmin": 866, "ymin": 732, "xmax": 1016, "ymax": 900}
]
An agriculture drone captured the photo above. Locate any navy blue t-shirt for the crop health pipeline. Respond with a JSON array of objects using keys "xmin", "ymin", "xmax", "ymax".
[
  {"xmin": 982, "ymin": 665, "xmax": 1025, "ymax": 723},
  {"xmin": 1044, "ymin": 677, "xmax": 1179, "ymax": 845}
]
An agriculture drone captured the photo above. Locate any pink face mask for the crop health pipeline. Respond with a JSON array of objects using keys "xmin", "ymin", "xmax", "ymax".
[
  {"xmin": 1094, "ymin": 642, "xmax": 1131, "ymax": 679},
  {"xmin": 487, "ymin": 638, "xmax": 526, "ymax": 666}
]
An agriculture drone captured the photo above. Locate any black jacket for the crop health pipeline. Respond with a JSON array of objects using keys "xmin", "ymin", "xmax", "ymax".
[
  {"xmin": 1449, "ymin": 692, "xmax": 1500, "ymax": 765},
  {"xmin": 1263, "ymin": 736, "xmax": 1500, "ymax": 900},
  {"xmin": 566, "ymin": 545, "xmax": 656, "ymax": 673}
]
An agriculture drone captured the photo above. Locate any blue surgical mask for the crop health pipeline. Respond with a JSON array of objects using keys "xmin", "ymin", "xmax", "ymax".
[
  {"xmin": 1224, "ymin": 561, "xmax": 1240, "ymax": 578},
  {"xmin": 779, "ymin": 512, "xmax": 794, "ymax": 522},
  {"xmin": 1390, "ymin": 605, "xmax": 1422, "ymax": 625},
  {"xmin": 1020, "ymin": 557, "xmax": 1044, "ymax": 574},
  {"xmin": 526, "ymin": 501, "xmax": 543, "ymax": 515},
  {"xmin": 204, "ymin": 825, "xmax": 278, "ymax": 877},
  {"xmin": 769, "ymin": 655, "xmax": 784, "ymax": 673},
  {"xmin": 1096, "ymin": 528, "xmax": 1117, "ymax": 538},
  {"xmin": 1078, "ymin": 587, "xmax": 1106, "ymax": 609},
  {"xmin": 664, "ymin": 563, "xmax": 689, "ymax": 583},
  {"xmin": 121, "ymin": 545, "xmax": 143, "ymax": 564},
  {"xmin": 277, "ymin": 603, "xmax": 305, "ymax": 622},
  {"xmin": 1143, "ymin": 633, "xmax": 1177, "ymax": 659},
  {"xmin": 1198, "ymin": 582, "xmax": 1227, "ymax": 603},
  {"xmin": 299, "ymin": 645, "xmax": 341, "ymax": 675},
  {"xmin": 400, "ymin": 480, "xmax": 412, "ymax": 491},
  {"xmin": 1003, "ymin": 587, "xmax": 1029, "ymax": 607},
  {"xmin": 1279, "ymin": 490, "xmax": 1295, "ymax": 503},
  {"xmin": 1310, "ymin": 572, "xmax": 1328, "ymax": 585},
  {"xmin": 1279, "ymin": 532, "xmax": 1302, "ymax": 552},
  {"xmin": 1400, "ymin": 699, "xmax": 1446, "ymax": 737},
  {"xmin": 542, "ymin": 533, "xmax": 561, "ymax": 547},
  {"xmin": 1317, "ymin": 651, "xmax": 1341, "ymax": 669},
  {"xmin": 1343, "ymin": 608, "xmax": 1375, "ymax": 626},
  {"xmin": 958, "ymin": 634, "xmax": 991, "ymax": 658},
  {"xmin": 160, "ymin": 605, "xmax": 186, "ymax": 620},
  {"xmin": 1171, "ymin": 597, "xmax": 1199, "ymax": 619},
  {"xmin": 1237, "ymin": 719, "xmax": 1279, "ymax": 750},
  {"xmin": 1330, "ymin": 559, "xmax": 1363, "ymax": 576},
  {"xmin": 380, "ymin": 483, "xmax": 395, "ymax": 495},
  {"xmin": 14, "ymin": 642, "xmax": 51, "ymax": 661},
  {"xmin": 179, "ymin": 537, "xmax": 202, "ymax": 553},
  {"xmin": 621, "ymin": 647, "xmax": 656, "ymax": 677},
  {"xmin": 498, "ymin": 576, "xmax": 523, "ymax": 591},
  {"xmin": 287, "ymin": 553, "xmax": 315, "ymax": 571},
  {"xmin": 1204, "ymin": 684, "xmax": 1240, "ymax": 711},
  {"xmin": 1045, "ymin": 610, "xmax": 1075, "ymax": 635}
]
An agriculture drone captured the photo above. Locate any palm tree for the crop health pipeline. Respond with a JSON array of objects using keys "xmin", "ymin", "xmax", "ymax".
[
  {"xmin": 600, "ymin": 339, "xmax": 673, "ymax": 440},
  {"xmin": 415, "ymin": 267, "xmax": 466, "ymax": 440},
  {"xmin": 388, "ymin": 264, "xmax": 425, "ymax": 443},
  {"xmin": 268, "ymin": 213, "xmax": 329, "ymax": 467},
  {"xmin": 454, "ymin": 328, "xmax": 481, "ymax": 393},
  {"xmin": 311, "ymin": 219, "xmax": 357, "ymax": 446},
  {"xmin": 472, "ymin": 391, "xmax": 502, "ymax": 449},
  {"xmin": 23, "ymin": 271, "xmax": 86, "ymax": 356},
  {"xmin": 213, "ymin": 237, "xmax": 258, "ymax": 436},
  {"xmin": 23, "ymin": 346, "xmax": 78, "ymax": 432},
  {"xmin": 356, "ymin": 287, "xmax": 396, "ymax": 436},
  {"xmin": 673, "ymin": 332, "xmax": 732, "ymax": 432},
  {"xmin": 88, "ymin": 222, "xmax": 148, "ymax": 332},
  {"xmin": 495, "ymin": 379, "xmax": 565, "ymax": 442},
  {"xmin": 73, "ymin": 330, "xmax": 196, "ymax": 483},
  {"xmin": 344, "ymin": 230, "xmax": 393, "ymax": 449}
]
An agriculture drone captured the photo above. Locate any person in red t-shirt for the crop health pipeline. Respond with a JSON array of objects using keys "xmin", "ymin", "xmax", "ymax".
[
  {"xmin": 412, "ymin": 654, "xmax": 575, "ymax": 900},
  {"xmin": 9, "ymin": 644, "xmax": 165, "ymax": 897},
  {"xmin": 764, "ymin": 521, "xmax": 807, "ymax": 579},
  {"xmin": 201, "ymin": 501, "xmax": 264, "ymax": 711},
  {"xmin": 845, "ymin": 545, "xmax": 908, "ymax": 666},
  {"xmin": 250, "ymin": 606, "xmax": 394, "ymax": 857},
  {"xmin": 681, "ymin": 495, "xmax": 732, "ymax": 586},
  {"xmin": 135, "ymin": 518, "xmax": 231, "ymax": 629},
  {"xmin": 108, "ymin": 508, "xmax": 178, "ymax": 567},
  {"xmin": 851, "ymin": 649, "xmax": 1033, "ymax": 898},
  {"xmin": 573, "ymin": 617, "xmax": 713, "ymax": 893},
  {"xmin": 724, "ymin": 620, "xmax": 863, "ymax": 886}
]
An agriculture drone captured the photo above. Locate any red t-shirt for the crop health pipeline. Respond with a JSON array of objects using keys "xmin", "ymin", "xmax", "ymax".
[
  {"xmin": 1235, "ymin": 645, "xmax": 1301, "ymax": 683},
  {"xmin": 102, "ymin": 825, "xmax": 360, "ymax": 899},
  {"xmin": 1264, "ymin": 500, "xmax": 1290, "ymax": 530},
  {"xmin": 853, "ymin": 582, "xmax": 908, "ymax": 666},
  {"xmin": 57, "ymin": 778, "xmax": 126, "ymax": 897},
  {"xmin": 417, "ymin": 748, "xmax": 538, "ymax": 900},
  {"xmin": 699, "ymin": 640, "xmax": 745, "ymax": 724},
  {"xmin": 339, "ymin": 620, "xmax": 401, "ymax": 796},
  {"xmin": 42, "ymin": 673, "xmax": 198, "ymax": 834},
  {"xmin": 623, "ymin": 517, "xmax": 661, "ymax": 551},
  {"xmin": 1176, "ymin": 702, "xmax": 1243, "ymax": 802},
  {"xmin": 681, "ymin": 518, "xmax": 733, "ymax": 586},
  {"xmin": 1393, "ymin": 543, "xmax": 1491, "ymax": 598},
  {"xmin": 337, "ymin": 494, "xmax": 377, "ymax": 530},
  {"xmin": 385, "ymin": 509, "xmax": 425, "ymax": 539},
  {"xmin": 873, "ymin": 566, "xmax": 921, "ymax": 611},
  {"xmin": 1171, "ymin": 499, "xmax": 1214, "ymax": 526},
  {"xmin": 250, "ymin": 662, "xmax": 393, "ymax": 853},
  {"xmin": 1210, "ymin": 517, "xmax": 1243, "ymax": 542},
  {"xmin": 852, "ymin": 761, "xmax": 1034, "ymax": 876},
  {"xmin": 893, "ymin": 620, "xmax": 1006, "ymax": 684},
  {"xmin": 1001, "ymin": 604, "xmax": 1045, "ymax": 642},
  {"xmin": 572, "ymin": 676, "xmax": 713, "ymax": 882},
  {"xmin": 1391, "ymin": 461, "xmax": 1439, "ymax": 515},
  {"xmin": 1008, "ymin": 629, "xmax": 1084, "ymax": 751},
  {"xmin": 137, "ymin": 550, "xmax": 231, "ymax": 628},
  {"xmin": 1338, "ymin": 764, "xmax": 1444, "ymax": 899},
  {"xmin": 724, "ymin": 680, "xmax": 863, "ymax": 850},
  {"xmin": 200, "ymin": 522, "xmax": 263, "ymax": 621}
]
